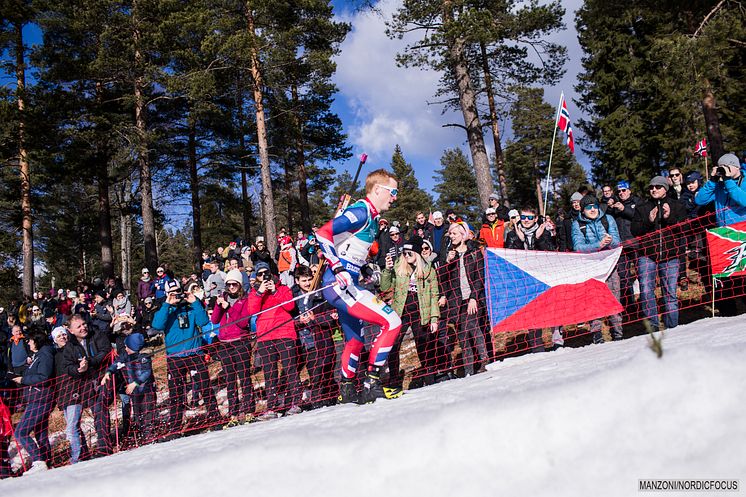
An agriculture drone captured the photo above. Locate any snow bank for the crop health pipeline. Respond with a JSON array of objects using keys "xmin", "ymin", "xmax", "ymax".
[{"xmin": 4, "ymin": 315, "xmax": 746, "ymax": 496}]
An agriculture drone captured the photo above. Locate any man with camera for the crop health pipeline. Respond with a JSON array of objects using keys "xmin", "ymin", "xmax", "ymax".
[
  {"xmin": 151, "ymin": 280, "xmax": 220, "ymax": 437},
  {"xmin": 695, "ymin": 152, "xmax": 746, "ymax": 315}
]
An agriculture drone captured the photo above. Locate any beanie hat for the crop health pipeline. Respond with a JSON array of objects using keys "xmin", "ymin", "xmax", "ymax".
[
  {"xmin": 43, "ymin": 307, "xmax": 56, "ymax": 319},
  {"xmin": 616, "ymin": 180, "xmax": 630, "ymax": 190},
  {"xmin": 508, "ymin": 209, "xmax": 519, "ymax": 219},
  {"xmin": 124, "ymin": 333, "xmax": 145, "ymax": 353},
  {"xmin": 717, "ymin": 153, "xmax": 740, "ymax": 169},
  {"xmin": 648, "ymin": 175, "xmax": 670, "ymax": 191},
  {"xmin": 488, "ymin": 192, "xmax": 500, "ymax": 201},
  {"xmin": 225, "ymin": 269, "xmax": 243, "ymax": 285},
  {"xmin": 485, "ymin": 207, "xmax": 497, "ymax": 215},
  {"xmin": 164, "ymin": 280, "xmax": 181, "ymax": 293},
  {"xmin": 254, "ymin": 261, "xmax": 270, "ymax": 274},
  {"xmin": 570, "ymin": 192, "xmax": 583, "ymax": 202},
  {"xmin": 403, "ymin": 236, "xmax": 424, "ymax": 255},
  {"xmin": 389, "ymin": 226, "xmax": 400, "ymax": 234},
  {"xmin": 51, "ymin": 326, "xmax": 68, "ymax": 340},
  {"xmin": 580, "ymin": 194, "xmax": 599, "ymax": 209}
]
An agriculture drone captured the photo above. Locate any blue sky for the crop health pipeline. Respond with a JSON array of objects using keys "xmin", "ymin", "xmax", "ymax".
[{"xmin": 328, "ymin": 0, "xmax": 590, "ymax": 195}]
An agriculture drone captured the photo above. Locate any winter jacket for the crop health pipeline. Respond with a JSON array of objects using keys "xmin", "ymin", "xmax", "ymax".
[
  {"xmin": 291, "ymin": 286, "xmax": 336, "ymax": 350},
  {"xmin": 151, "ymin": 300, "xmax": 210, "ymax": 358},
  {"xmin": 106, "ymin": 350, "xmax": 154, "ymax": 395},
  {"xmin": 376, "ymin": 234, "xmax": 405, "ymax": 268},
  {"xmin": 9, "ymin": 337, "xmax": 30, "ymax": 369},
  {"xmin": 606, "ymin": 195, "xmax": 640, "ymax": 242},
  {"xmin": 380, "ymin": 261, "xmax": 441, "ymax": 326},
  {"xmin": 631, "ymin": 197, "xmax": 687, "ymax": 261},
  {"xmin": 210, "ymin": 294, "xmax": 252, "ymax": 342},
  {"xmin": 505, "ymin": 224, "xmax": 556, "ymax": 251},
  {"xmin": 58, "ymin": 328, "xmax": 113, "ymax": 408},
  {"xmin": 137, "ymin": 278, "xmax": 155, "ymax": 301},
  {"xmin": 438, "ymin": 241, "xmax": 485, "ymax": 305},
  {"xmin": 90, "ymin": 303, "xmax": 113, "ymax": 334},
  {"xmin": 154, "ymin": 274, "xmax": 172, "ymax": 299},
  {"xmin": 430, "ymin": 222, "xmax": 449, "ymax": 253},
  {"xmin": 695, "ymin": 166, "xmax": 746, "ymax": 226},
  {"xmin": 571, "ymin": 212, "xmax": 621, "ymax": 253},
  {"xmin": 250, "ymin": 249, "xmax": 279, "ymax": 275},
  {"xmin": 479, "ymin": 221, "xmax": 506, "ymax": 248},
  {"xmin": 248, "ymin": 284, "xmax": 296, "ymax": 342},
  {"xmin": 20, "ymin": 344, "xmax": 56, "ymax": 405}
]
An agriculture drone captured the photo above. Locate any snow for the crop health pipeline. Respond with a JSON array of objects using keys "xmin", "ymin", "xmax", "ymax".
[{"xmin": 4, "ymin": 315, "xmax": 746, "ymax": 496}]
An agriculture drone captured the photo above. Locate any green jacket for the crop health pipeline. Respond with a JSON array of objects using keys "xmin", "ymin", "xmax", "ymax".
[{"xmin": 380, "ymin": 260, "xmax": 440, "ymax": 325}]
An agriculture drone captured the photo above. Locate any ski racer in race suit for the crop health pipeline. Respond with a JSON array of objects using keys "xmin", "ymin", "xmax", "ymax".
[{"xmin": 316, "ymin": 169, "xmax": 402, "ymax": 403}]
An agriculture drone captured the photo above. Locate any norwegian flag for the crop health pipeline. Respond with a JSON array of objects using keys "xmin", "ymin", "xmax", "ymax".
[
  {"xmin": 695, "ymin": 138, "xmax": 708, "ymax": 158},
  {"xmin": 556, "ymin": 94, "xmax": 575, "ymax": 154}
]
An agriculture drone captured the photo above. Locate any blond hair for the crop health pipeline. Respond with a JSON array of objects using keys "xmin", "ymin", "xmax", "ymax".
[
  {"xmin": 395, "ymin": 251, "xmax": 426, "ymax": 280},
  {"xmin": 365, "ymin": 169, "xmax": 397, "ymax": 195}
]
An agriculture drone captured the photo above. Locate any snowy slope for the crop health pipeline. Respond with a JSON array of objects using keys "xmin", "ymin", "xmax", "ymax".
[{"xmin": 4, "ymin": 315, "xmax": 746, "ymax": 497}]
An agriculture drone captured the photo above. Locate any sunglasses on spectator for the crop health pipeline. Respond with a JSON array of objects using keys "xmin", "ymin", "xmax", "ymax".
[
  {"xmin": 649, "ymin": 185, "xmax": 665, "ymax": 190},
  {"xmin": 670, "ymin": 173, "xmax": 681, "ymax": 177},
  {"xmin": 520, "ymin": 215, "xmax": 535, "ymax": 220},
  {"xmin": 226, "ymin": 282, "xmax": 241, "ymax": 287},
  {"xmin": 487, "ymin": 212, "xmax": 497, "ymax": 216},
  {"xmin": 377, "ymin": 184, "xmax": 399, "ymax": 197},
  {"xmin": 422, "ymin": 246, "xmax": 431, "ymax": 252},
  {"xmin": 404, "ymin": 251, "xmax": 416, "ymax": 257},
  {"xmin": 584, "ymin": 204, "xmax": 599, "ymax": 211},
  {"xmin": 617, "ymin": 188, "xmax": 629, "ymax": 192}
]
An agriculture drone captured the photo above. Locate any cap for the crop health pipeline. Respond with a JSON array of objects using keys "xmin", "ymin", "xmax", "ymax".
[
  {"xmin": 570, "ymin": 192, "xmax": 583, "ymax": 202},
  {"xmin": 67, "ymin": 290, "xmax": 77, "ymax": 298},
  {"xmin": 717, "ymin": 153, "xmax": 740, "ymax": 169},
  {"xmin": 141, "ymin": 268, "xmax": 149, "ymax": 274},
  {"xmin": 432, "ymin": 211, "xmax": 443, "ymax": 220},
  {"xmin": 402, "ymin": 237, "xmax": 423, "ymax": 255},
  {"xmin": 156, "ymin": 266, "xmax": 165, "ymax": 273},
  {"xmin": 685, "ymin": 171, "xmax": 703, "ymax": 183},
  {"xmin": 225, "ymin": 269, "xmax": 243, "ymax": 285},
  {"xmin": 51, "ymin": 326, "xmax": 68, "ymax": 340},
  {"xmin": 488, "ymin": 193, "xmax": 500, "ymax": 201},
  {"xmin": 389, "ymin": 226, "xmax": 400, "ymax": 234},
  {"xmin": 164, "ymin": 280, "xmax": 181, "ymax": 293},
  {"xmin": 508, "ymin": 209, "xmax": 520, "ymax": 219},
  {"xmin": 32, "ymin": 306, "xmax": 40, "ymax": 312},
  {"xmin": 254, "ymin": 261, "xmax": 271, "ymax": 274},
  {"xmin": 616, "ymin": 180, "xmax": 630, "ymax": 190},
  {"xmin": 485, "ymin": 207, "xmax": 497, "ymax": 215},
  {"xmin": 144, "ymin": 297, "xmax": 153, "ymax": 304},
  {"xmin": 124, "ymin": 333, "xmax": 145, "ymax": 353},
  {"xmin": 648, "ymin": 175, "xmax": 670, "ymax": 191}
]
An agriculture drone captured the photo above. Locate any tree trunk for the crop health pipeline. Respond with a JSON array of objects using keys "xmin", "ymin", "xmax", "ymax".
[
  {"xmin": 246, "ymin": 4, "xmax": 277, "ymax": 257},
  {"xmin": 292, "ymin": 85, "xmax": 312, "ymax": 232},
  {"xmin": 134, "ymin": 0, "xmax": 158, "ymax": 270},
  {"xmin": 15, "ymin": 23, "xmax": 33, "ymax": 298},
  {"xmin": 119, "ymin": 179, "xmax": 132, "ymax": 291},
  {"xmin": 480, "ymin": 41, "xmax": 509, "ymax": 206},
  {"xmin": 236, "ymin": 73, "xmax": 252, "ymax": 243},
  {"xmin": 96, "ymin": 82, "xmax": 114, "ymax": 280},
  {"xmin": 188, "ymin": 117, "xmax": 203, "ymax": 273},
  {"xmin": 443, "ymin": 3, "xmax": 493, "ymax": 209},
  {"xmin": 702, "ymin": 79, "xmax": 724, "ymax": 162}
]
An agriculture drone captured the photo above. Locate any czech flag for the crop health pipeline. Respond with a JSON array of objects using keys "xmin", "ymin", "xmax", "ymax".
[{"xmin": 485, "ymin": 247, "xmax": 623, "ymax": 333}]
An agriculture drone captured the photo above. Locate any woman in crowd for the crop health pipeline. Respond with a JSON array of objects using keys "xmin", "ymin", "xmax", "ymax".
[
  {"xmin": 380, "ymin": 237, "xmax": 441, "ymax": 388},
  {"xmin": 12, "ymin": 329, "xmax": 56, "ymax": 474}
]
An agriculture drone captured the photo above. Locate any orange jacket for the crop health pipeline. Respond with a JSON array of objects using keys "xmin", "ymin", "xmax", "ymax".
[{"xmin": 479, "ymin": 221, "xmax": 506, "ymax": 248}]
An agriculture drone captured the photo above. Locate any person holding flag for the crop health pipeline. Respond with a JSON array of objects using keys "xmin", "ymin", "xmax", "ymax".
[{"xmin": 316, "ymin": 169, "xmax": 402, "ymax": 404}]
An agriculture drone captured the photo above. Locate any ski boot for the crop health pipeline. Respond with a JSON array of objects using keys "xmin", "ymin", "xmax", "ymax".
[
  {"xmin": 362, "ymin": 368, "xmax": 387, "ymax": 404},
  {"xmin": 338, "ymin": 378, "xmax": 360, "ymax": 404}
]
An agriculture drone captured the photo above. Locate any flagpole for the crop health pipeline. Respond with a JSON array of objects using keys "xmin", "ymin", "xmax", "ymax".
[
  {"xmin": 712, "ymin": 276, "xmax": 716, "ymax": 318},
  {"xmin": 543, "ymin": 91, "xmax": 564, "ymax": 217},
  {"xmin": 704, "ymin": 153, "xmax": 709, "ymax": 181}
]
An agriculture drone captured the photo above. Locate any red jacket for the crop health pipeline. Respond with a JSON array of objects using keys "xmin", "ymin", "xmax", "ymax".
[
  {"xmin": 210, "ymin": 294, "xmax": 251, "ymax": 342},
  {"xmin": 479, "ymin": 221, "xmax": 506, "ymax": 248},
  {"xmin": 248, "ymin": 285, "xmax": 297, "ymax": 342}
]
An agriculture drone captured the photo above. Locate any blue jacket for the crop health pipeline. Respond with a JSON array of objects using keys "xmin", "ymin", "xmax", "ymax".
[
  {"xmin": 151, "ymin": 300, "xmax": 209, "ymax": 357},
  {"xmin": 21, "ymin": 344, "xmax": 55, "ymax": 405},
  {"xmin": 695, "ymin": 167, "xmax": 746, "ymax": 226},
  {"xmin": 107, "ymin": 351, "xmax": 154, "ymax": 394},
  {"xmin": 154, "ymin": 275, "xmax": 172, "ymax": 299},
  {"xmin": 571, "ymin": 213, "xmax": 621, "ymax": 253}
]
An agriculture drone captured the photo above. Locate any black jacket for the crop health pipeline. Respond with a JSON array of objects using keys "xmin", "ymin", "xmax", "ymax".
[
  {"xmin": 438, "ymin": 241, "xmax": 485, "ymax": 305},
  {"xmin": 505, "ymin": 225, "xmax": 556, "ymax": 251},
  {"xmin": 606, "ymin": 194, "xmax": 640, "ymax": 243},
  {"xmin": 58, "ymin": 328, "xmax": 112, "ymax": 408},
  {"xmin": 631, "ymin": 197, "xmax": 687, "ymax": 261}
]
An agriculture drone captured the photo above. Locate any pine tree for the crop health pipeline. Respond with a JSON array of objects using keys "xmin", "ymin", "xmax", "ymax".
[
  {"xmin": 385, "ymin": 145, "xmax": 433, "ymax": 225},
  {"xmin": 503, "ymin": 87, "xmax": 579, "ymax": 212},
  {"xmin": 433, "ymin": 148, "xmax": 481, "ymax": 223}
]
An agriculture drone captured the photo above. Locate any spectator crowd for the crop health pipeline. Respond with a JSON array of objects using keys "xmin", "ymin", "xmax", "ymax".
[{"xmin": 0, "ymin": 152, "xmax": 745, "ymax": 476}]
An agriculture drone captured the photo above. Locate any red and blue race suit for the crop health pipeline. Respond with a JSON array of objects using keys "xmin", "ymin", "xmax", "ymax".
[{"xmin": 316, "ymin": 198, "xmax": 402, "ymax": 379}]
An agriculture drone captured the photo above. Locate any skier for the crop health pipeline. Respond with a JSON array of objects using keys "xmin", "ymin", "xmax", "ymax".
[{"xmin": 316, "ymin": 169, "xmax": 402, "ymax": 404}]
